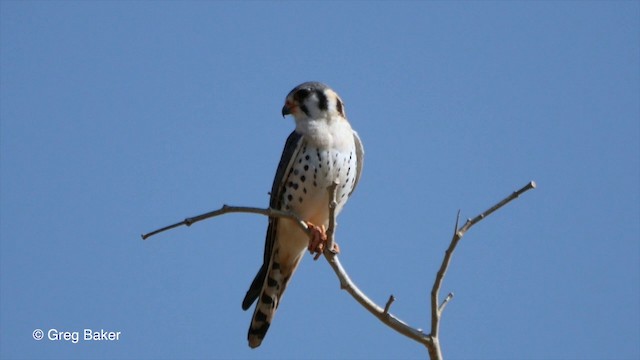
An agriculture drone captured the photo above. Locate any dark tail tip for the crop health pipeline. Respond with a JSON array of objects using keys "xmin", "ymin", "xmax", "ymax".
[{"xmin": 247, "ymin": 321, "xmax": 270, "ymax": 348}]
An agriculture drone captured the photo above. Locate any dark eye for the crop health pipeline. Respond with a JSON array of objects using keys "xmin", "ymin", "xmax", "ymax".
[{"xmin": 294, "ymin": 88, "xmax": 311, "ymax": 102}]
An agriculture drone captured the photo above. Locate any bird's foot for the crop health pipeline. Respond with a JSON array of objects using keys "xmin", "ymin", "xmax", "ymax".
[
  {"xmin": 306, "ymin": 222, "xmax": 340, "ymax": 260},
  {"xmin": 306, "ymin": 222, "xmax": 326, "ymax": 259}
]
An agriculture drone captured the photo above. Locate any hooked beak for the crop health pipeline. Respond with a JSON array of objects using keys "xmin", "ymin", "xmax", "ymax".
[{"xmin": 281, "ymin": 103, "xmax": 291, "ymax": 118}]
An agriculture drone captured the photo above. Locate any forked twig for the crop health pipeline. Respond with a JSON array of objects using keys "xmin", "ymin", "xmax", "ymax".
[
  {"xmin": 427, "ymin": 181, "xmax": 536, "ymax": 359},
  {"xmin": 141, "ymin": 181, "xmax": 536, "ymax": 360}
]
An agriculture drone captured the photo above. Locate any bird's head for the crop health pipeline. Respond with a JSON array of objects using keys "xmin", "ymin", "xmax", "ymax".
[{"xmin": 282, "ymin": 82, "xmax": 346, "ymax": 122}]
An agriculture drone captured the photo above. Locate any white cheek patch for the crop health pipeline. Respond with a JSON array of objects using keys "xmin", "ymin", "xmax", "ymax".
[{"xmin": 325, "ymin": 91, "xmax": 345, "ymax": 117}]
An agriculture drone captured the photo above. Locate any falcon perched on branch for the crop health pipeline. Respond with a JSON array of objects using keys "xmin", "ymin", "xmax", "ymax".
[{"xmin": 242, "ymin": 82, "xmax": 364, "ymax": 348}]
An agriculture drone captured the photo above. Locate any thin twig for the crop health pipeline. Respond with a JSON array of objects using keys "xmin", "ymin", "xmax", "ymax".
[
  {"xmin": 427, "ymin": 181, "xmax": 536, "ymax": 359},
  {"xmin": 141, "ymin": 205, "xmax": 309, "ymax": 240},
  {"xmin": 325, "ymin": 180, "xmax": 339, "ymax": 254},
  {"xmin": 438, "ymin": 293, "xmax": 454, "ymax": 313},
  {"xmin": 459, "ymin": 181, "xmax": 536, "ymax": 234},
  {"xmin": 141, "ymin": 181, "xmax": 536, "ymax": 360},
  {"xmin": 318, "ymin": 182, "xmax": 433, "ymax": 344},
  {"xmin": 322, "ymin": 253, "xmax": 433, "ymax": 346},
  {"xmin": 384, "ymin": 295, "xmax": 396, "ymax": 314}
]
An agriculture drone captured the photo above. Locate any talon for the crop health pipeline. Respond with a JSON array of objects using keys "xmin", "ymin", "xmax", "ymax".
[{"xmin": 305, "ymin": 222, "xmax": 327, "ymax": 260}]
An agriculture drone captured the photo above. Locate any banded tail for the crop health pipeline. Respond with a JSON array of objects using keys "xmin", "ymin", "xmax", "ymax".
[{"xmin": 243, "ymin": 248, "xmax": 298, "ymax": 348}]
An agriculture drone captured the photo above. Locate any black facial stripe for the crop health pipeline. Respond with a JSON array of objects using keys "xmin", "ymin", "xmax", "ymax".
[
  {"xmin": 287, "ymin": 83, "xmax": 336, "ymax": 116},
  {"xmin": 336, "ymin": 99, "xmax": 344, "ymax": 116},
  {"xmin": 316, "ymin": 90, "xmax": 328, "ymax": 110}
]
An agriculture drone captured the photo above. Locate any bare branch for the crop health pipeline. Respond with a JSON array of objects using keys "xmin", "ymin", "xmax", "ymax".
[
  {"xmin": 428, "ymin": 180, "xmax": 537, "ymax": 357},
  {"xmin": 322, "ymin": 252, "xmax": 433, "ymax": 347},
  {"xmin": 325, "ymin": 180, "xmax": 339, "ymax": 254},
  {"xmin": 141, "ymin": 205, "xmax": 309, "ymax": 240},
  {"xmin": 320, "ymin": 181, "xmax": 433, "ymax": 347},
  {"xmin": 141, "ymin": 180, "xmax": 536, "ymax": 360},
  {"xmin": 459, "ymin": 181, "xmax": 536, "ymax": 234}
]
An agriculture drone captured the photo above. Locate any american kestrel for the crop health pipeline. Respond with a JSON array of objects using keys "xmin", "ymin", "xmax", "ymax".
[{"xmin": 242, "ymin": 82, "xmax": 364, "ymax": 348}]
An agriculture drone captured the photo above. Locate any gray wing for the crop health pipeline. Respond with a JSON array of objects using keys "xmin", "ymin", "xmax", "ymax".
[
  {"xmin": 349, "ymin": 130, "xmax": 365, "ymax": 196},
  {"xmin": 242, "ymin": 131, "xmax": 303, "ymax": 310}
]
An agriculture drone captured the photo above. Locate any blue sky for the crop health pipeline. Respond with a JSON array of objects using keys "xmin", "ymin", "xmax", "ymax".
[{"xmin": 1, "ymin": 1, "xmax": 638, "ymax": 359}]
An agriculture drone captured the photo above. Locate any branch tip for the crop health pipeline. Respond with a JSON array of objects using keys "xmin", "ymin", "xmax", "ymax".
[
  {"xmin": 515, "ymin": 181, "xmax": 536, "ymax": 196},
  {"xmin": 383, "ymin": 295, "xmax": 396, "ymax": 314},
  {"xmin": 453, "ymin": 211, "xmax": 461, "ymax": 234},
  {"xmin": 438, "ymin": 292, "xmax": 454, "ymax": 312}
]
